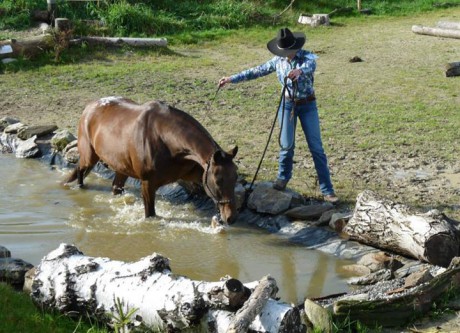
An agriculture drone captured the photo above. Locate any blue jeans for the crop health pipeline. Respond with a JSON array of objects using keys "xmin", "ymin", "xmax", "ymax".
[{"xmin": 277, "ymin": 99, "xmax": 335, "ymax": 195}]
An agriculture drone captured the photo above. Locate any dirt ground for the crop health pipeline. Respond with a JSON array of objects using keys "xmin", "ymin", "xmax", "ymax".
[{"xmin": 1, "ymin": 10, "xmax": 460, "ymax": 332}]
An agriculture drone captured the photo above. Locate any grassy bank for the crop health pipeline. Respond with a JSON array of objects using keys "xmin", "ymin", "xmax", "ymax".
[
  {"xmin": 1, "ymin": 0, "xmax": 459, "ymax": 36},
  {"xmin": 0, "ymin": 283, "xmax": 107, "ymax": 333},
  {"xmin": 1, "ymin": 4, "xmax": 460, "ymax": 333}
]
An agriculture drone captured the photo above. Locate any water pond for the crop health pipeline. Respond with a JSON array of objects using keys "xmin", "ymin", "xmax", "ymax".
[{"xmin": 0, "ymin": 153, "xmax": 354, "ymax": 304}]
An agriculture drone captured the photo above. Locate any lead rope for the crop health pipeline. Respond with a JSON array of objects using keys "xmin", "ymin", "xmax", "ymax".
[{"xmin": 248, "ymin": 76, "xmax": 294, "ymax": 193}]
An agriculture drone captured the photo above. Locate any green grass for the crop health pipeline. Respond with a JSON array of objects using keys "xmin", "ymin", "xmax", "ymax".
[
  {"xmin": 0, "ymin": 283, "xmax": 108, "ymax": 333},
  {"xmin": 0, "ymin": 5, "xmax": 460, "ymax": 331}
]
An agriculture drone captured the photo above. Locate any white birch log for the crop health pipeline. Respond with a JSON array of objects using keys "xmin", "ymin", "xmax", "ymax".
[
  {"xmin": 437, "ymin": 21, "xmax": 460, "ymax": 30},
  {"xmin": 343, "ymin": 190, "xmax": 460, "ymax": 267},
  {"xmin": 227, "ymin": 275, "xmax": 277, "ymax": 333},
  {"xmin": 411, "ymin": 25, "xmax": 460, "ymax": 39},
  {"xmin": 31, "ymin": 244, "xmax": 300, "ymax": 332},
  {"xmin": 75, "ymin": 36, "xmax": 168, "ymax": 47}
]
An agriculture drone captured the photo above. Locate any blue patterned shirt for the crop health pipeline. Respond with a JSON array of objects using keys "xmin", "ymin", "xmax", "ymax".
[{"xmin": 230, "ymin": 49, "xmax": 318, "ymax": 100}]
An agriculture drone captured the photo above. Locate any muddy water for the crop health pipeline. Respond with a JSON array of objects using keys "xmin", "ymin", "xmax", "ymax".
[{"xmin": 0, "ymin": 154, "xmax": 354, "ymax": 304}]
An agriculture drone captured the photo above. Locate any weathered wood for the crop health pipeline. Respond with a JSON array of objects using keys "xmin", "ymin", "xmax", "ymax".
[
  {"xmin": 75, "ymin": 36, "xmax": 168, "ymax": 47},
  {"xmin": 446, "ymin": 62, "xmax": 460, "ymax": 77},
  {"xmin": 31, "ymin": 244, "xmax": 299, "ymax": 332},
  {"xmin": 343, "ymin": 190, "xmax": 459, "ymax": 267},
  {"xmin": 412, "ymin": 25, "xmax": 460, "ymax": 39},
  {"xmin": 227, "ymin": 275, "xmax": 277, "ymax": 333},
  {"xmin": 332, "ymin": 257, "xmax": 460, "ymax": 327},
  {"xmin": 0, "ymin": 35, "xmax": 54, "ymax": 59},
  {"xmin": 437, "ymin": 21, "xmax": 460, "ymax": 30}
]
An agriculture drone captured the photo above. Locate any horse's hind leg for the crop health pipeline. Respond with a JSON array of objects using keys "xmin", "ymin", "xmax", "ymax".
[
  {"xmin": 112, "ymin": 173, "xmax": 128, "ymax": 195},
  {"xmin": 75, "ymin": 139, "xmax": 100, "ymax": 187},
  {"xmin": 141, "ymin": 179, "xmax": 159, "ymax": 218}
]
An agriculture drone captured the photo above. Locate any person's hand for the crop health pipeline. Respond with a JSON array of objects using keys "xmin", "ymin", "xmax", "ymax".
[
  {"xmin": 287, "ymin": 69, "xmax": 302, "ymax": 81},
  {"xmin": 218, "ymin": 77, "xmax": 231, "ymax": 88}
]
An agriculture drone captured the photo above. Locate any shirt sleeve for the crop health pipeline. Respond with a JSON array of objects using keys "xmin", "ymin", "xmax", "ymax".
[
  {"xmin": 230, "ymin": 57, "xmax": 278, "ymax": 84},
  {"xmin": 298, "ymin": 52, "xmax": 318, "ymax": 76}
]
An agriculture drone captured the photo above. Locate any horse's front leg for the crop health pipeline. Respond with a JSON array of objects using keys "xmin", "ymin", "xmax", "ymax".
[
  {"xmin": 112, "ymin": 173, "xmax": 128, "ymax": 195},
  {"xmin": 141, "ymin": 179, "xmax": 158, "ymax": 218}
]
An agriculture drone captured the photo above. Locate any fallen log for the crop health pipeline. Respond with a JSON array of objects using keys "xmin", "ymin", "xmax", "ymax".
[
  {"xmin": 437, "ymin": 21, "xmax": 460, "ymax": 30},
  {"xmin": 445, "ymin": 62, "xmax": 460, "ymax": 77},
  {"xmin": 0, "ymin": 35, "xmax": 54, "ymax": 59},
  {"xmin": 343, "ymin": 190, "xmax": 459, "ymax": 267},
  {"xmin": 74, "ymin": 36, "xmax": 168, "ymax": 47},
  {"xmin": 31, "ymin": 244, "xmax": 300, "ymax": 332},
  {"xmin": 412, "ymin": 24, "xmax": 460, "ymax": 39},
  {"xmin": 227, "ymin": 275, "xmax": 277, "ymax": 333},
  {"xmin": 332, "ymin": 257, "xmax": 460, "ymax": 327}
]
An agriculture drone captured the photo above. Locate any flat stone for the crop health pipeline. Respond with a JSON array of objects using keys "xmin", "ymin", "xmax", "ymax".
[
  {"xmin": 15, "ymin": 135, "xmax": 41, "ymax": 158},
  {"xmin": 304, "ymin": 299, "xmax": 332, "ymax": 333},
  {"xmin": 17, "ymin": 124, "xmax": 58, "ymax": 140},
  {"xmin": 248, "ymin": 182, "xmax": 292, "ymax": 215},
  {"xmin": 284, "ymin": 203, "xmax": 333, "ymax": 220}
]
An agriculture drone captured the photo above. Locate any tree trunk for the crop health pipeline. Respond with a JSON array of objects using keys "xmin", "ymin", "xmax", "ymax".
[
  {"xmin": 31, "ymin": 244, "xmax": 300, "ymax": 332},
  {"xmin": 332, "ymin": 257, "xmax": 460, "ymax": 327},
  {"xmin": 343, "ymin": 190, "xmax": 459, "ymax": 267},
  {"xmin": 0, "ymin": 35, "xmax": 54, "ymax": 59},
  {"xmin": 445, "ymin": 62, "xmax": 460, "ymax": 77},
  {"xmin": 227, "ymin": 275, "xmax": 277, "ymax": 333},
  {"xmin": 75, "ymin": 36, "xmax": 168, "ymax": 47},
  {"xmin": 412, "ymin": 25, "xmax": 460, "ymax": 39},
  {"xmin": 437, "ymin": 21, "xmax": 460, "ymax": 30}
]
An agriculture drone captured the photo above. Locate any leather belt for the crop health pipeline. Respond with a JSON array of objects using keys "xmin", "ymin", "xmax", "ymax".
[{"xmin": 293, "ymin": 94, "xmax": 316, "ymax": 105}]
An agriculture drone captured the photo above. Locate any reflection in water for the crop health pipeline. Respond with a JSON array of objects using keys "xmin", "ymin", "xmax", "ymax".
[{"xmin": 0, "ymin": 154, "xmax": 354, "ymax": 304}]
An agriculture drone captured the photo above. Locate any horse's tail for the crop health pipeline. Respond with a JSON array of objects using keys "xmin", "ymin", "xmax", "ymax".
[{"xmin": 62, "ymin": 168, "xmax": 78, "ymax": 185}]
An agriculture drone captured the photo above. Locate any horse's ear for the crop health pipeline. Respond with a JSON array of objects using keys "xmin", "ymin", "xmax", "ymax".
[
  {"xmin": 228, "ymin": 146, "xmax": 238, "ymax": 159},
  {"xmin": 213, "ymin": 150, "xmax": 226, "ymax": 164}
]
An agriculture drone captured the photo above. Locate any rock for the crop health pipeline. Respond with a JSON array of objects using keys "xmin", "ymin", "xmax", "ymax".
[
  {"xmin": 329, "ymin": 212, "xmax": 352, "ymax": 232},
  {"xmin": 304, "ymin": 299, "xmax": 332, "ymax": 333},
  {"xmin": 248, "ymin": 182, "xmax": 292, "ymax": 215},
  {"xmin": 0, "ymin": 116, "xmax": 20, "ymax": 131},
  {"xmin": 0, "ymin": 245, "xmax": 11, "ymax": 258},
  {"xmin": 0, "ymin": 257, "xmax": 34, "ymax": 287},
  {"xmin": 342, "ymin": 264, "xmax": 371, "ymax": 276},
  {"xmin": 63, "ymin": 146, "xmax": 78, "ymax": 163},
  {"xmin": 15, "ymin": 135, "xmax": 41, "ymax": 158},
  {"xmin": 17, "ymin": 124, "xmax": 58, "ymax": 140},
  {"xmin": 4, "ymin": 122, "xmax": 26, "ymax": 134},
  {"xmin": 357, "ymin": 252, "xmax": 403, "ymax": 273},
  {"xmin": 348, "ymin": 269, "xmax": 393, "ymax": 285},
  {"xmin": 50, "ymin": 129, "xmax": 76, "ymax": 151},
  {"xmin": 234, "ymin": 183, "xmax": 246, "ymax": 211},
  {"xmin": 284, "ymin": 203, "xmax": 333, "ymax": 220},
  {"xmin": 404, "ymin": 269, "xmax": 433, "ymax": 289},
  {"xmin": 394, "ymin": 262, "xmax": 432, "ymax": 279},
  {"xmin": 316, "ymin": 209, "xmax": 337, "ymax": 227},
  {"xmin": 23, "ymin": 267, "xmax": 35, "ymax": 293}
]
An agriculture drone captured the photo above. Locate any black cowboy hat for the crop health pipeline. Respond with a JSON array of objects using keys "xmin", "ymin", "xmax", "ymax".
[{"xmin": 267, "ymin": 28, "xmax": 306, "ymax": 57}]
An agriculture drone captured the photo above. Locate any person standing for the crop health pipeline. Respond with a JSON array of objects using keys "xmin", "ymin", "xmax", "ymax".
[{"xmin": 218, "ymin": 28, "xmax": 338, "ymax": 203}]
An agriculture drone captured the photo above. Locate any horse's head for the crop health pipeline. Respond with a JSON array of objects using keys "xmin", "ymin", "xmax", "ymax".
[{"xmin": 204, "ymin": 146, "xmax": 239, "ymax": 225}]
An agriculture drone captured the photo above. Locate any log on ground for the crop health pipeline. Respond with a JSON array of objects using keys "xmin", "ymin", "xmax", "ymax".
[
  {"xmin": 343, "ymin": 190, "xmax": 460, "ymax": 267},
  {"xmin": 75, "ymin": 36, "xmax": 168, "ymax": 47},
  {"xmin": 30, "ymin": 243, "xmax": 300, "ymax": 332},
  {"xmin": 0, "ymin": 35, "xmax": 54, "ymax": 59},
  {"xmin": 332, "ymin": 257, "xmax": 460, "ymax": 327},
  {"xmin": 412, "ymin": 25, "xmax": 460, "ymax": 39},
  {"xmin": 437, "ymin": 21, "xmax": 460, "ymax": 30}
]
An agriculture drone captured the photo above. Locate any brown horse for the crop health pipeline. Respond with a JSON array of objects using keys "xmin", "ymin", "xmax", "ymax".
[{"xmin": 64, "ymin": 96, "xmax": 239, "ymax": 224}]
